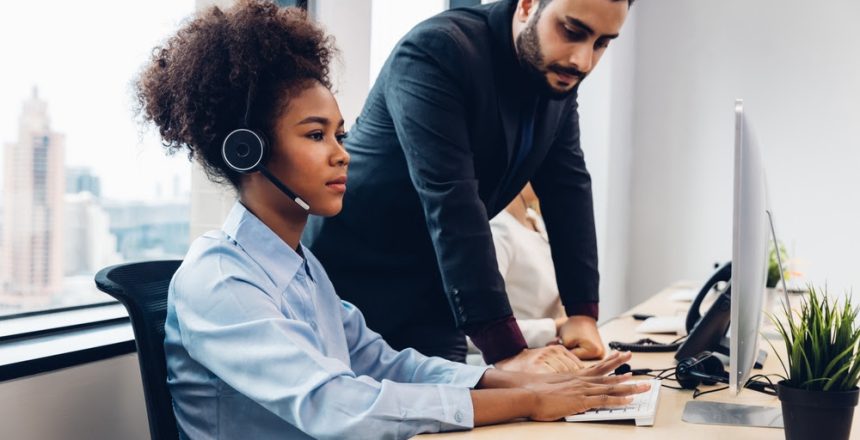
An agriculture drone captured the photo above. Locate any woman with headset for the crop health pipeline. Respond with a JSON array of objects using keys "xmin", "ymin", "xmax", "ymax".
[{"xmin": 134, "ymin": 1, "xmax": 648, "ymax": 438}]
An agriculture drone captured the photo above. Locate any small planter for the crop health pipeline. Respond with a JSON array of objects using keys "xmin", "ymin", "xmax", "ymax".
[{"xmin": 777, "ymin": 380, "xmax": 859, "ymax": 440}]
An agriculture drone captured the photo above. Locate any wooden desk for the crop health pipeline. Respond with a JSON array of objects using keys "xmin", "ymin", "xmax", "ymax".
[{"xmin": 421, "ymin": 283, "xmax": 860, "ymax": 440}]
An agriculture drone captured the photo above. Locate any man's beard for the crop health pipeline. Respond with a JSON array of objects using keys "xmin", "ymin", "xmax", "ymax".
[{"xmin": 515, "ymin": 16, "xmax": 586, "ymax": 99}]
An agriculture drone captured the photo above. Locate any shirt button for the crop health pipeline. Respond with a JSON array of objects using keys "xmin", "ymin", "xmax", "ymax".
[
  {"xmin": 454, "ymin": 410, "xmax": 463, "ymax": 423},
  {"xmin": 310, "ymin": 322, "xmax": 318, "ymax": 330}
]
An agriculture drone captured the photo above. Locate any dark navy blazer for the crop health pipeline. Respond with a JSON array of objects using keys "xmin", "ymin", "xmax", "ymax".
[{"xmin": 304, "ymin": 0, "xmax": 599, "ymax": 355}]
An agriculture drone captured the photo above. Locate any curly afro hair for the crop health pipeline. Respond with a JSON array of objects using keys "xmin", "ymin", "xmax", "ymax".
[{"xmin": 135, "ymin": 0, "xmax": 336, "ymax": 189}]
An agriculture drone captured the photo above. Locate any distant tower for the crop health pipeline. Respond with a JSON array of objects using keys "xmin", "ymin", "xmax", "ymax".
[
  {"xmin": 1, "ymin": 88, "xmax": 65, "ymax": 305},
  {"xmin": 66, "ymin": 166, "xmax": 101, "ymax": 198}
]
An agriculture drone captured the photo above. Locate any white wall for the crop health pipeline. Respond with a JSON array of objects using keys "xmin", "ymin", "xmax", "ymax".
[
  {"xmin": 369, "ymin": 0, "xmax": 446, "ymax": 87},
  {"xmin": 625, "ymin": 0, "xmax": 860, "ymax": 303},
  {"xmin": 577, "ymin": 5, "xmax": 639, "ymax": 319},
  {"xmin": 0, "ymin": 354, "xmax": 148, "ymax": 440},
  {"xmin": 312, "ymin": 0, "xmax": 373, "ymax": 129}
]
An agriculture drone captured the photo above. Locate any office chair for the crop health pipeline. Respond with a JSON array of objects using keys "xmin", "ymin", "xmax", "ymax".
[{"xmin": 95, "ymin": 260, "xmax": 182, "ymax": 440}]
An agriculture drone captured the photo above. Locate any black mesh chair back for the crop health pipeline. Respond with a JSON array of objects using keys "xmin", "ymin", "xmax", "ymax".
[{"xmin": 95, "ymin": 260, "xmax": 182, "ymax": 440}]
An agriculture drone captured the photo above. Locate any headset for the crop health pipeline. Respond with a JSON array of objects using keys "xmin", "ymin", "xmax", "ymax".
[
  {"xmin": 221, "ymin": 86, "xmax": 310, "ymax": 211},
  {"xmin": 674, "ymin": 351, "xmax": 728, "ymax": 390}
]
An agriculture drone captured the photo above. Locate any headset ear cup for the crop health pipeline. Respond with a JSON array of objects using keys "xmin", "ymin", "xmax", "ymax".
[
  {"xmin": 699, "ymin": 355, "xmax": 726, "ymax": 385},
  {"xmin": 676, "ymin": 358, "xmax": 701, "ymax": 390},
  {"xmin": 222, "ymin": 128, "xmax": 267, "ymax": 173}
]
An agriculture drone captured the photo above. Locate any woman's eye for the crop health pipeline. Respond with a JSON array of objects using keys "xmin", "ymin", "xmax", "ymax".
[
  {"xmin": 336, "ymin": 132, "xmax": 348, "ymax": 144},
  {"xmin": 307, "ymin": 132, "xmax": 324, "ymax": 141}
]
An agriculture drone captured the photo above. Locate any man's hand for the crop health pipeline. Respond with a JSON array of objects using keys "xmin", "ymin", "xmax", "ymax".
[
  {"xmin": 557, "ymin": 315, "xmax": 606, "ymax": 360},
  {"xmin": 494, "ymin": 345, "xmax": 584, "ymax": 374},
  {"xmin": 477, "ymin": 350, "xmax": 633, "ymax": 389}
]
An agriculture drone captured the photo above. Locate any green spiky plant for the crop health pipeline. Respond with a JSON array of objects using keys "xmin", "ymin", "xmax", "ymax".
[
  {"xmin": 768, "ymin": 286, "xmax": 860, "ymax": 391},
  {"xmin": 767, "ymin": 242, "xmax": 790, "ymax": 288}
]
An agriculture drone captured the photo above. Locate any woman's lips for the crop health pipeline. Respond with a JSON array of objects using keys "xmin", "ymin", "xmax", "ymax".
[{"xmin": 326, "ymin": 176, "xmax": 347, "ymax": 193}]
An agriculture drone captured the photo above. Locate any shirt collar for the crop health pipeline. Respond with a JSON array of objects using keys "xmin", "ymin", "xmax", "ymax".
[{"xmin": 221, "ymin": 201, "xmax": 307, "ymax": 290}]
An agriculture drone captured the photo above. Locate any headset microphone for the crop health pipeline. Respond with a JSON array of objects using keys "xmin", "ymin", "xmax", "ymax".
[{"xmin": 222, "ymin": 128, "xmax": 310, "ymax": 211}]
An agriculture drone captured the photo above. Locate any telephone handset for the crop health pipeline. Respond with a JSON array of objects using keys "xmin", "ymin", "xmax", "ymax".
[{"xmin": 675, "ymin": 262, "xmax": 734, "ymax": 362}]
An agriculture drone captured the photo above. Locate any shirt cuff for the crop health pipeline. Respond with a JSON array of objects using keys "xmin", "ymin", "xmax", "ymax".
[
  {"xmin": 465, "ymin": 315, "xmax": 527, "ymax": 365},
  {"xmin": 565, "ymin": 302, "xmax": 599, "ymax": 321},
  {"xmin": 437, "ymin": 385, "xmax": 475, "ymax": 430}
]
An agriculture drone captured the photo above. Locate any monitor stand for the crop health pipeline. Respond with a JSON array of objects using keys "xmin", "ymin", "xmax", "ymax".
[{"xmin": 682, "ymin": 401, "xmax": 783, "ymax": 428}]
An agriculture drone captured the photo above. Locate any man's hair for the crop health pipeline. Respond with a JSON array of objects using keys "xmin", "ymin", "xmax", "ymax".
[
  {"xmin": 537, "ymin": 0, "xmax": 635, "ymax": 14},
  {"xmin": 134, "ymin": 0, "xmax": 335, "ymax": 189}
]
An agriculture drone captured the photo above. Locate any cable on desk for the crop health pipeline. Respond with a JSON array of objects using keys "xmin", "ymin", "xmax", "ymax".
[
  {"xmin": 693, "ymin": 386, "xmax": 729, "ymax": 398},
  {"xmin": 608, "ymin": 335, "xmax": 687, "ymax": 353}
]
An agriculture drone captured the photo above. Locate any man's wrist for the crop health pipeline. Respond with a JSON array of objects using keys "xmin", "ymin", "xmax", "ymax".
[{"xmin": 466, "ymin": 315, "xmax": 528, "ymax": 365}]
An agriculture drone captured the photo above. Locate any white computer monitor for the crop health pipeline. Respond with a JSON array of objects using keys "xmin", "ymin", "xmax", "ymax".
[
  {"xmin": 728, "ymin": 99, "xmax": 770, "ymax": 394},
  {"xmin": 683, "ymin": 100, "xmax": 784, "ymax": 429}
]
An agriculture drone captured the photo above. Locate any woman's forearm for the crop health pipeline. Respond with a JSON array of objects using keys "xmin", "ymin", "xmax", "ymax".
[
  {"xmin": 476, "ymin": 368, "xmax": 528, "ymax": 388},
  {"xmin": 470, "ymin": 388, "xmax": 536, "ymax": 426}
]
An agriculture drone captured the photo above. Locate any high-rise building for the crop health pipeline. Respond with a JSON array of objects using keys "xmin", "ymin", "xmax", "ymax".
[
  {"xmin": 64, "ymin": 192, "xmax": 120, "ymax": 276},
  {"xmin": 66, "ymin": 167, "xmax": 101, "ymax": 198},
  {"xmin": 1, "ymin": 88, "xmax": 65, "ymax": 307}
]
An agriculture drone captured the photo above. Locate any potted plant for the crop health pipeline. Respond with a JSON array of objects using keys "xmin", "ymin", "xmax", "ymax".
[{"xmin": 769, "ymin": 285, "xmax": 860, "ymax": 440}]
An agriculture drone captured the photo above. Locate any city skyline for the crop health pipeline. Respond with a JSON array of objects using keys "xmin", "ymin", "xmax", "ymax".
[
  {"xmin": 0, "ymin": 91, "xmax": 191, "ymax": 317},
  {"xmin": 0, "ymin": 0, "xmax": 195, "ymax": 203}
]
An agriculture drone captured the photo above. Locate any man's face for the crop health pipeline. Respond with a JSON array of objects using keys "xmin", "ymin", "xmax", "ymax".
[{"xmin": 515, "ymin": 0, "xmax": 628, "ymax": 97}]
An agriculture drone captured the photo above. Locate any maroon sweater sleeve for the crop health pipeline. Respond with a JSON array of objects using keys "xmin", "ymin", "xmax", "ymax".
[
  {"xmin": 566, "ymin": 302, "xmax": 599, "ymax": 321},
  {"xmin": 465, "ymin": 315, "xmax": 527, "ymax": 365}
]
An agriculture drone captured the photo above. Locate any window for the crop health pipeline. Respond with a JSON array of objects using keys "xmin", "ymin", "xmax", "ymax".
[{"xmin": 0, "ymin": 0, "xmax": 195, "ymax": 318}]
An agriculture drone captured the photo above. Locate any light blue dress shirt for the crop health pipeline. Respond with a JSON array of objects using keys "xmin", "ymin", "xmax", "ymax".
[{"xmin": 164, "ymin": 202, "xmax": 489, "ymax": 439}]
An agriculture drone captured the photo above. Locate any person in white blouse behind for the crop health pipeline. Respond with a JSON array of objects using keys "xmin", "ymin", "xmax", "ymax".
[{"xmin": 468, "ymin": 183, "xmax": 570, "ymax": 363}]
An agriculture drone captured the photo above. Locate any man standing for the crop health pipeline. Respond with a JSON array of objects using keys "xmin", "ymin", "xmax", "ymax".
[{"xmin": 305, "ymin": 0, "xmax": 631, "ymax": 371}]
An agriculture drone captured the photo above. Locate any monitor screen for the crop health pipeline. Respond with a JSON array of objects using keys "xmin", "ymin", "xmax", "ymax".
[{"xmin": 729, "ymin": 99, "xmax": 770, "ymax": 394}]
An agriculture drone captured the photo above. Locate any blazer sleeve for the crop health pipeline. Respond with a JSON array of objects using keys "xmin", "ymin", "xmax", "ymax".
[
  {"xmin": 531, "ymin": 100, "xmax": 600, "ymax": 319},
  {"xmin": 383, "ymin": 26, "xmax": 527, "ymax": 361}
]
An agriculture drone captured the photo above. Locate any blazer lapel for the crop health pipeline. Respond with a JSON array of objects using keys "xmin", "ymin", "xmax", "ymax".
[{"xmin": 499, "ymin": 97, "xmax": 566, "ymax": 205}]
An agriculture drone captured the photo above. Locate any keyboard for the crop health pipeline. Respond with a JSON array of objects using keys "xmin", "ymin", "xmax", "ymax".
[{"xmin": 564, "ymin": 379, "xmax": 662, "ymax": 427}]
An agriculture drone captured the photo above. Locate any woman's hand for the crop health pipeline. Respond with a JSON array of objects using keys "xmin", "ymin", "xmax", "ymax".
[
  {"xmin": 470, "ymin": 365, "xmax": 650, "ymax": 426},
  {"xmin": 525, "ymin": 376, "xmax": 651, "ymax": 421}
]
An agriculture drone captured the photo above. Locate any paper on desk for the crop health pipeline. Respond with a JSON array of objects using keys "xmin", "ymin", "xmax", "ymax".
[
  {"xmin": 669, "ymin": 288, "xmax": 697, "ymax": 302},
  {"xmin": 636, "ymin": 316, "xmax": 686, "ymax": 335}
]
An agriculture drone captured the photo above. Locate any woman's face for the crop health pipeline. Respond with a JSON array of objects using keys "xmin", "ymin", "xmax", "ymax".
[{"xmin": 267, "ymin": 82, "xmax": 350, "ymax": 217}]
